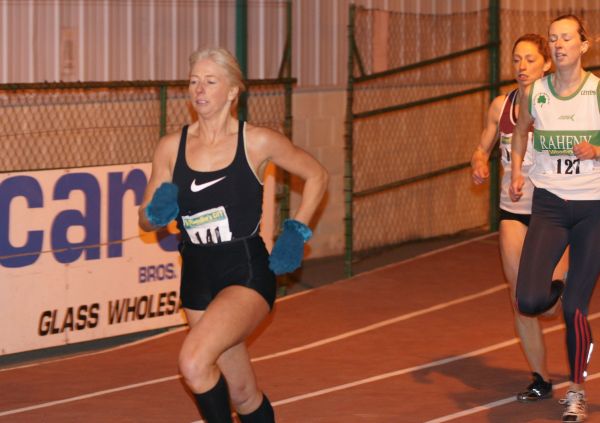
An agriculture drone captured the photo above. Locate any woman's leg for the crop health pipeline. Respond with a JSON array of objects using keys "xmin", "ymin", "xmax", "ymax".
[
  {"xmin": 179, "ymin": 286, "xmax": 270, "ymax": 422},
  {"xmin": 500, "ymin": 220, "xmax": 549, "ymax": 382},
  {"xmin": 516, "ymin": 191, "xmax": 569, "ymax": 316},
  {"xmin": 218, "ymin": 342, "xmax": 275, "ymax": 421},
  {"xmin": 558, "ymin": 200, "xmax": 600, "ymax": 422},
  {"xmin": 562, "ymin": 201, "xmax": 600, "ymax": 387}
]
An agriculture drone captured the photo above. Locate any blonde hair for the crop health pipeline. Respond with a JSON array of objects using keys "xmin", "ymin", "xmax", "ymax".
[{"xmin": 189, "ymin": 47, "xmax": 246, "ymax": 111}]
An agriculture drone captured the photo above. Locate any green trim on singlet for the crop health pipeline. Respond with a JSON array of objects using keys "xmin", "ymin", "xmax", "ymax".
[
  {"xmin": 548, "ymin": 71, "xmax": 591, "ymax": 100},
  {"xmin": 528, "ymin": 80, "xmax": 535, "ymax": 116}
]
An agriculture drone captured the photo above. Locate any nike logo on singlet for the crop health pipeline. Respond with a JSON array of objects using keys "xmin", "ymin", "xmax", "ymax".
[{"xmin": 190, "ymin": 176, "xmax": 227, "ymax": 192}]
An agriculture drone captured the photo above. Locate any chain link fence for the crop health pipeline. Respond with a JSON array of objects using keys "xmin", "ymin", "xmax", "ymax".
[
  {"xmin": 0, "ymin": 78, "xmax": 295, "ymax": 297},
  {"xmin": 346, "ymin": 4, "xmax": 600, "ymax": 275},
  {"xmin": 0, "ymin": 80, "xmax": 293, "ymax": 173},
  {"xmin": 499, "ymin": 8, "xmax": 600, "ymax": 82}
]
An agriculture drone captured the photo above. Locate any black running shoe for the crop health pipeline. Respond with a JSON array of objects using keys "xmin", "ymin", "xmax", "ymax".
[{"xmin": 517, "ymin": 372, "xmax": 553, "ymax": 402}]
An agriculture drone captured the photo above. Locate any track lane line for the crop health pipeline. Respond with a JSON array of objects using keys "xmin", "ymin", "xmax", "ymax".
[
  {"xmin": 0, "ymin": 326, "xmax": 188, "ymax": 373},
  {"xmin": 269, "ymin": 312, "xmax": 600, "ymax": 407},
  {"xmin": 275, "ymin": 232, "xmax": 498, "ymax": 303},
  {"xmin": 4, "ymin": 308, "xmax": 595, "ymax": 417},
  {"xmin": 0, "ymin": 375, "xmax": 181, "ymax": 417},
  {"xmin": 424, "ymin": 372, "xmax": 600, "ymax": 422},
  {"xmin": 0, "ymin": 233, "xmax": 497, "ymax": 371},
  {"xmin": 0, "ymin": 282, "xmax": 508, "ymax": 417},
  {"xmin": 252, "ymin": 284, "xmax": 507, "ymax": 362}
]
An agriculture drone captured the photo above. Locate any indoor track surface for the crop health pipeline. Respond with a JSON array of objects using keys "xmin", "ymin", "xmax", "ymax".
[{"xmin": 2, "ymin": 233, "xmax": 600, "ymax": 422}]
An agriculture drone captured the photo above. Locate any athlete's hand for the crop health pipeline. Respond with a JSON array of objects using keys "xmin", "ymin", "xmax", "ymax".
[
  {"xmin": 269, "ymin": 219, "xmax": 312, "ymax": 275},
  {"xmin": 145, "ymin": 182, "xmax": 179, "ymax": 227},
  {"xmin": 472, "ymin": 162, "xmax": 490, "ymax": 185},
  {"xmin": 509, "ymin": 173, "xmax": 524, "ymax": 202},
  {"xmin": 573, "ymin": 143, "xmax": 599, "ymax": 161}
]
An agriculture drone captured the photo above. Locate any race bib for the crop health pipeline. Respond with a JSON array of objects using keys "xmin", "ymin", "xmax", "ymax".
[
  {"xmin": 182, "ymin": 206, "xmax": 233, "ymax": 245},
  {"xmin": 533, "ymin": 130, "xmax": 600, "ymax": 175},
  {"xmin": 536, "ymin": 153, "xmax": 594, "ymax": 175},
  {"xmin": 500, "ymin": 135, "xmax": 512, "ymax": 166},
  {"xmin": 500, "ymin": 134, "xmax": 534, "ymax": 167}
]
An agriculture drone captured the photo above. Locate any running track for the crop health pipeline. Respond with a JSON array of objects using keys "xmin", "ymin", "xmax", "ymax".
[{"xmin": 1, "ymin": 233, "xmax": 599, "ymax": 422}]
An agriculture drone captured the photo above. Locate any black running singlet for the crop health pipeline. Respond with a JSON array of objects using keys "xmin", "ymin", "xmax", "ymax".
[{"xmin": 172, "ymin": 121, "xmax": 263, "ymax": 245}]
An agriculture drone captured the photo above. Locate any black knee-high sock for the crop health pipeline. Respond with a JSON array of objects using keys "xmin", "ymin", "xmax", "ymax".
[
  {"xmin": 193, "ymin": 374, "xmax": 233, "ymax": 423},
  {"xmin": 237, "ymin": 394, "xmax": 275, "ymax": 423}
]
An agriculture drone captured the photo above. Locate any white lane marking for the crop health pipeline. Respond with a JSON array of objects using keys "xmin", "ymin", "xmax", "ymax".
[
  {"xmin": 276, "ymin": 232, "xmax": 498, "ymax": 303},
  {"xmin": 270, "ymin": 312, "xmax": 600, "ymax": 408},
  {"xmin": 252, "ymin": 284, "xmax": 507, "ymax": 362},
  {"xmin": 271, "ymin": 337, "xmax": 525, "ymax": 407},
  {"xmin": 5, "ymin": 307, "xmax": 595, "ymax": 417},
  {"xmin": 0, "ymin": 375, "xmax": 180, "ymax": 417},
  {"xmin": 0, "ymin": 232, "xmax": 497, "ymax": 370},
  {"xmin": 0, "ymin": 233, "xmax": 505, "ymax": 416},
  {"xmin": 0, "ymin": 283, "xmax": 507, "ymax": 416},
  {"xmin": 0, "ymin": 326, "xmax": 187, "ymax": 373},
  {"xmin": 424, "ymin": 372, "xmax": 600, "ymax": 423}
]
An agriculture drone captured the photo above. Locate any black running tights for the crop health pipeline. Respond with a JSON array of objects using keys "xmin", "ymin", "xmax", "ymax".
[{"xmin": 516, "ymin": 188, "xmax": 600, "ymax": 384}]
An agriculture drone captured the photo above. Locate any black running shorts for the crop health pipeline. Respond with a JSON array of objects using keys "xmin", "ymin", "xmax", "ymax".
[
  {"xmin": 179, "ymin": 235, "xmax": 276, "ymax": 311},
  {"xmin": 499, "ymin": 208, "xmax": 531, "ymax": 227}
]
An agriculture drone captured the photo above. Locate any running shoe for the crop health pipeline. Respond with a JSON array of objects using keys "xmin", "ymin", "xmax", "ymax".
[
  {"xmin": 516, "ymin": 372, "xmax": 552, "ymax": 402},
  {"xmin": 559, "ymin": 390, "xmax": 587, "ymax": 422}
]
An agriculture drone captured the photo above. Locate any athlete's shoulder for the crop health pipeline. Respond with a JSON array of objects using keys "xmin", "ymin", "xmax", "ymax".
[
  {"xmin": 586, "ymin": 71, "xmax": 600, "ymax": 84},
  {"xmin": 244, "ymin": 123, "xmax": 288, "ymax": 147},
  {"xmin": 492, "ymin": 93, "xmax": 508, "ymax": 104},
  {"xmin": 160, "ymin": 129, "xmax": 182, "ymax": 147},
  {"xmin": 534, "ymin": 74, "xmax": 551, "ymax": 91},
  {"xmin": 244, "ymin": 122, "xmax": 281, "ymax": 137},
  {"xmin": 153, "ymin": 127, "xmax": 183, "ymax": 161},
  {"xmin": 489, "ymin": 93, "xmax": 507, "ymax": 118},
  {"xmin": 162, "ymin": 128, "xmax": 184, "ymax": 144}
]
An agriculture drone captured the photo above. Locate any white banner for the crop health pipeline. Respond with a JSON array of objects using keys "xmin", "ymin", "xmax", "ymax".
[{"xmin": 0, "ymin": 164, "xmax": 186, "ymax": 355}]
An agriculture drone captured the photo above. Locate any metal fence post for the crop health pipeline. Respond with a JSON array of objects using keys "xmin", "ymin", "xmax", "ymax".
[
  {"xmin": 280, "ymin": 0, "xmax": 292, "ymax": 225},
  {"xmin": 159, "ymin": 84, "xmax": 167, "ymax": 138},
  {"xmin": 236, "ymin": 0, "xmax": 248, "ymax": 121},
  {"xmin": 344, "ymin": 4, "xmax": 356, "ymax": 277},
  {"xmin": 488, "ymin": 0, "xmax": 501, "ymax": 231}
]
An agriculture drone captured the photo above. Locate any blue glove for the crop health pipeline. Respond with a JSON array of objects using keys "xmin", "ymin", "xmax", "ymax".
[
  {"xmin": 145, "ymin": 182, "xmax": 179, "ymax": 227},
  {"xmin": 268, "ymin": 219, "xmax": 312, "ymax": 275}
]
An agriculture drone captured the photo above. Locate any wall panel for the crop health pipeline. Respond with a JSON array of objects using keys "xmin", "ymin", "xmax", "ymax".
[{"xmin": 1, "ymin": 1, "xmax": 599, "ymax": 86}]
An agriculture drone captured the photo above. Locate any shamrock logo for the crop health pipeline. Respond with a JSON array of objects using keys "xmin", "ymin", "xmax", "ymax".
[{"xmin": 535, "ymin": 92, "xmax": 550, "ymax": 107}]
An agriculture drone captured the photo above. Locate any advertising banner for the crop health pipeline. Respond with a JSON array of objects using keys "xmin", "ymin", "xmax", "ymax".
[{"xmin": 0, "ymin": 164, "xmax": 186, "ymax": 355}]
